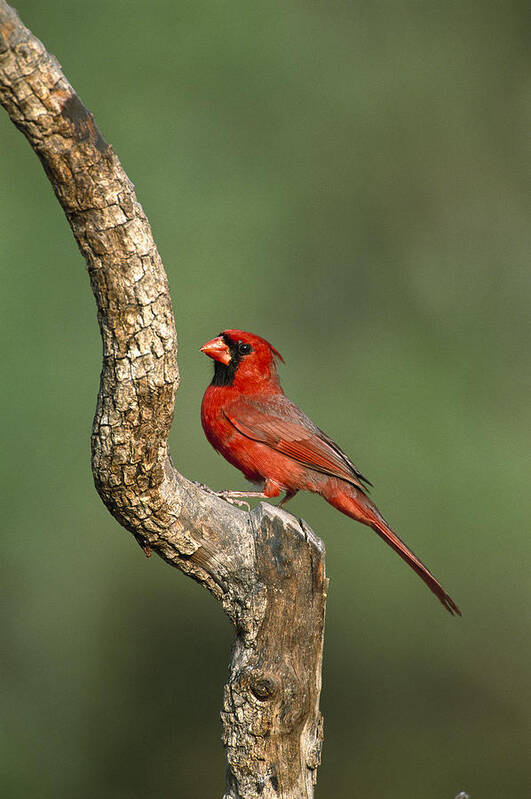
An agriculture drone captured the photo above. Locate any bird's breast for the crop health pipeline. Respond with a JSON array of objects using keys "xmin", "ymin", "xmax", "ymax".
[{"xmin": 201, "ymin": 387, "xmax": 264, "ymax": 483}]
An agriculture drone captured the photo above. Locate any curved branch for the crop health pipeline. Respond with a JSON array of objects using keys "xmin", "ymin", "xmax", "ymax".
[{"xmin": 0, "ymin": 4, "xmax": 327, "ymax": 796}]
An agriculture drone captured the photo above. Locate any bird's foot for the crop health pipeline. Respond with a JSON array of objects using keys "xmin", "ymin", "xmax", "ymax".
[
  {"xmin": 217, "ymin": 493, "xmax": 252, "ymax": 511},
  {"xmin": 216, "ymin": 490, "xmax": 272, "ymax": 512},
  {"xmin": 192, "ymin": 481, "xmax": 234, "ymax": 503},
  {"xmin": 192, "ymin": 480, "xmax": 216, "ymax": 494},
  {"xmin": 192, "ymin": 483, "xmax": 271, "ymax": 511}
]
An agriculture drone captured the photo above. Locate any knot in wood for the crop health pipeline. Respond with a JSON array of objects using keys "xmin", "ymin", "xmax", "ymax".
[{"xmin": 250, "ymin": 672, "xmax": 277, "ymax": 701}]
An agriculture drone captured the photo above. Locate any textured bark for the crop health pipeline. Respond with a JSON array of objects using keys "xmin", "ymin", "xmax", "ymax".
[{"xmin": 0, "ymin": 4, "xmax": 328, "ymax": 797}]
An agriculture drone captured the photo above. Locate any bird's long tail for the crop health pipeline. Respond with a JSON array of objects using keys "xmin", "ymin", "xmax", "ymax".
[{"xmin": 322, "ymin": 480, "xmax": 461, "ymax": 616}]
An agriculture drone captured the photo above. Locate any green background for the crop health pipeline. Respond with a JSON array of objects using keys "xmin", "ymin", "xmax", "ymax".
[{"xmin": 1, "ymin": 2, "xmax": 530, "ymax": 797}]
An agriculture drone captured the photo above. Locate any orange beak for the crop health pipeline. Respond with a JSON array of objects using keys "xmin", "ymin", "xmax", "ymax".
[{"xmin": 200, "ymin": 336, "xmax": 231, "ymax": 366}]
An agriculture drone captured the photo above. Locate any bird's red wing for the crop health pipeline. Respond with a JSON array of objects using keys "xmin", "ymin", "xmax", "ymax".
[{"xmin": 223, "ymin": 396, "xmax": 371, "ymax": 492}]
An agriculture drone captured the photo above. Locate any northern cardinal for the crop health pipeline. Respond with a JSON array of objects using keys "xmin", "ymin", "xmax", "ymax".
[{"xmin": 200, "ymin": 329, "xmax": 461, "ymax": 616}]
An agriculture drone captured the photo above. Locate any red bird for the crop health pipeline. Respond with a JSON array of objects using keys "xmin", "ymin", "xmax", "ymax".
[{"xmin": 200, "ymin": 329, "xmax": 461, "ymax": 616}]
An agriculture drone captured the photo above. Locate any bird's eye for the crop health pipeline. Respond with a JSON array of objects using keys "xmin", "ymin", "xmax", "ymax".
[{"xmin": 238, "ymin": 341, "xmax": 252, "ymax": 355}]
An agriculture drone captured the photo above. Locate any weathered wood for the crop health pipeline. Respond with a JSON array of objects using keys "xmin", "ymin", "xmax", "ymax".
[
  {"xmin": 224, "ymin": 507, "xmax": 327, "ymax": 798},
  {"xmin": 0, "ymin": 4, "xmax": 328, "ymax": 797}
]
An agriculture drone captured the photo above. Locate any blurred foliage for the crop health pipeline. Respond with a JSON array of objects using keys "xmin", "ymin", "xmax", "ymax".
[{"xmin": 1, "ymin": 1, "xmax": 530, "ymax": 797}]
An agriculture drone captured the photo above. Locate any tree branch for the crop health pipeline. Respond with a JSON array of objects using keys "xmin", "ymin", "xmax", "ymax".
[{"xmin": 0, "ymin": 4, "xmax": 328, "ymax": 796}]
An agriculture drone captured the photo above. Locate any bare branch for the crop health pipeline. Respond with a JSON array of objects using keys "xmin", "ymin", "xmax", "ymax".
[{"xmin": 0, "ymin": 4, "xmax": 328, "ymax": 796}]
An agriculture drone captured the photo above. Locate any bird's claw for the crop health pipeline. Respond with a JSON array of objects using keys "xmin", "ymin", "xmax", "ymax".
[
  {"xmin": 192, "ymin": 482, "xmax": 252, "ymax": 510},
  {"xmin": 217, "ymin": 492, "xmax": 251, "ymax": 512},
  {"xmin": 192, "ymin": 480, "xmax": 216, "ymax": 494}
]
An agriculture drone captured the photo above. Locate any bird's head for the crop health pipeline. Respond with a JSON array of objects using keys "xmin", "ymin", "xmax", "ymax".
[{"xmin": 200, "ymin": 329, "xmax": 284, "ymax": 390}]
